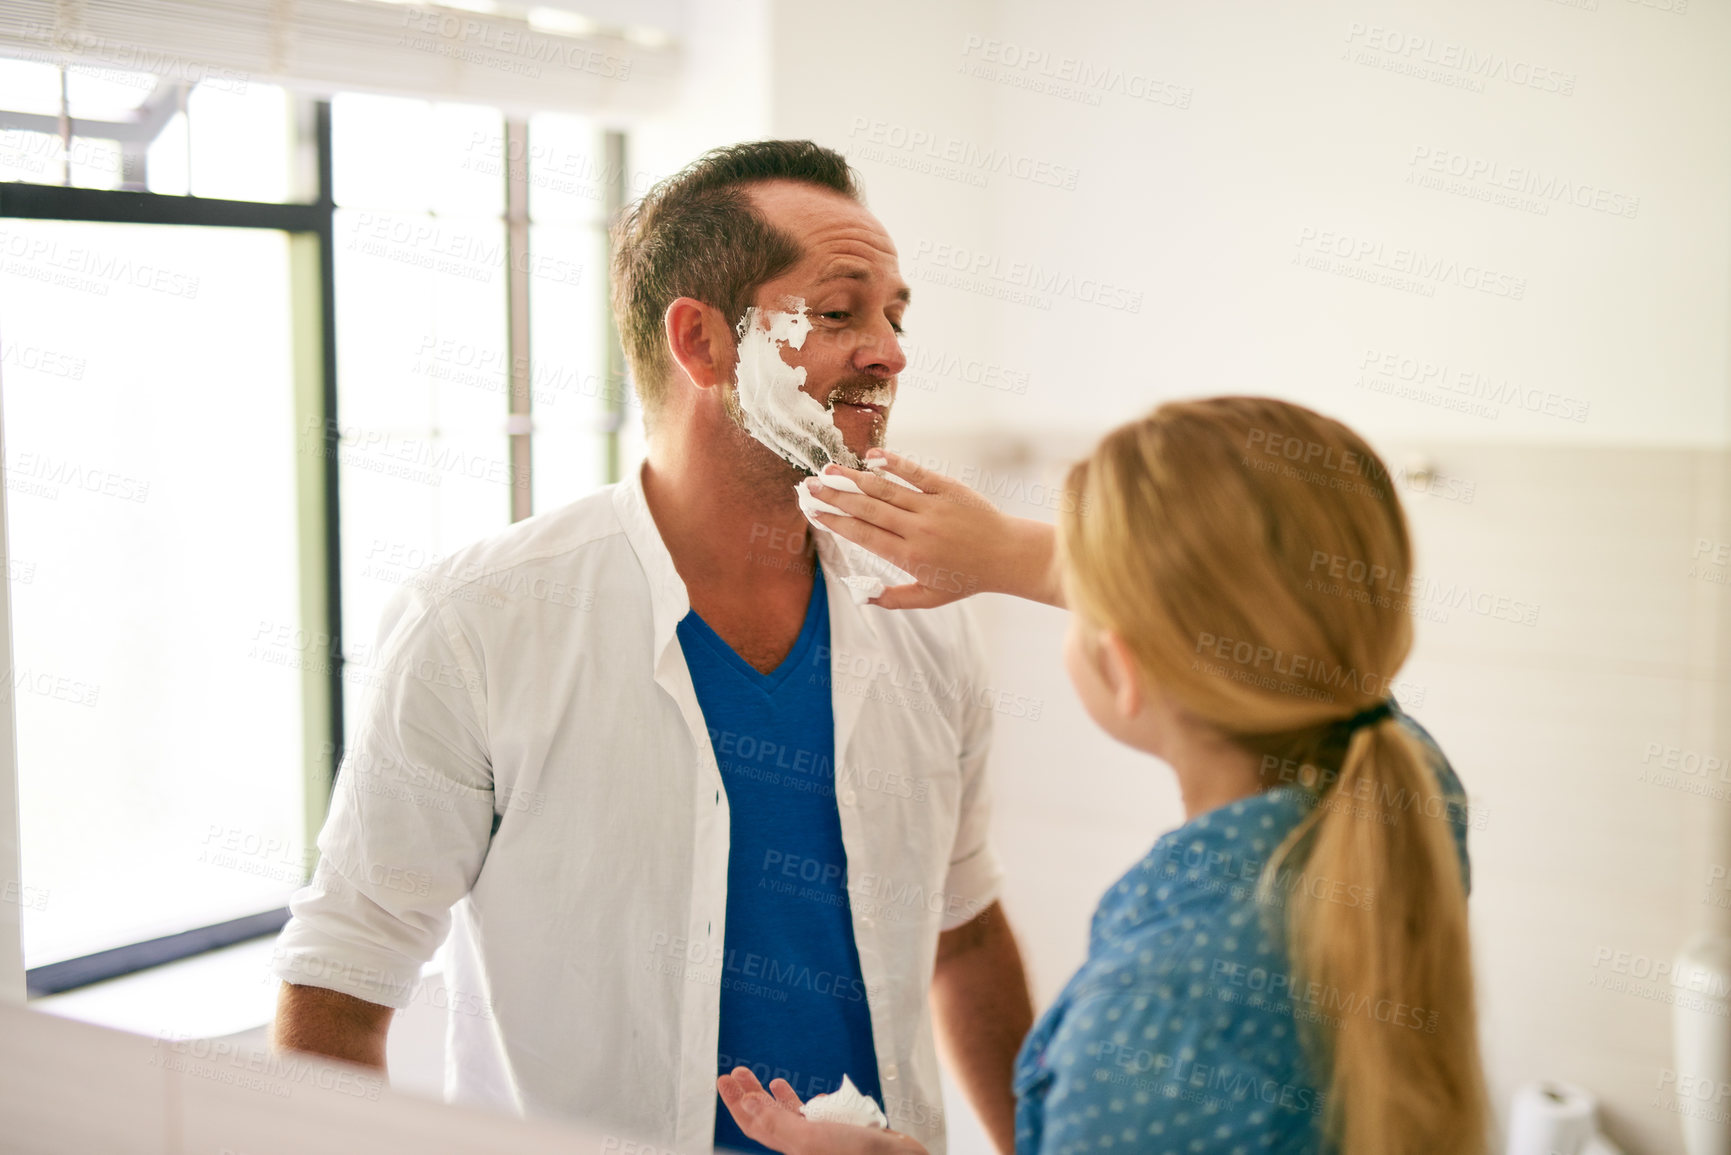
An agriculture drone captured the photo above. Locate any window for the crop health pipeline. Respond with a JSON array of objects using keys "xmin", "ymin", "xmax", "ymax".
[
  {"xmin": 3, "ymin": 219, "xmax": 303, "ymax": 968},
  {"xmin": 0, "ymin": 61, "xmax": 628, "ymax": 993}
]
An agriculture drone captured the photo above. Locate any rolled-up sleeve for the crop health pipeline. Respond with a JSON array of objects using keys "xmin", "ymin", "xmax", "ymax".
[
  {"xmin": 271, "ymin": 587, "xmax": 496, "ymax": 1008},
  {"xmin": 938, "ymin": 606, "xmax": 1005, "ymax": 932}
]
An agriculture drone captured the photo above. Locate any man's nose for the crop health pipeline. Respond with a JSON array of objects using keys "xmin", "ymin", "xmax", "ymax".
[{"xmin": 852, "ymin": 319, "xmax": 907, "ymax": 378}]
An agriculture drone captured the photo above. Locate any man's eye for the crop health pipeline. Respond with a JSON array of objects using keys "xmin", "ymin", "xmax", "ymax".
[
  {"xmin": 890, "ymin": 321, "xmax": 905, "ymax": 336},
  {"xmin": 822, "ymin": 311, "xmax": 850, "ymax": 322}
]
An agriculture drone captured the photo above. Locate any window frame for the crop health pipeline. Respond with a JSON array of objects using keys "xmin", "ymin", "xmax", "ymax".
[
  {"xmin": 4, "ymin": 100, "xmax": 344, "ymax": 996},
  {"xmin": 3, "ymin": 95, "xmax": 632, "ymax": 996}
]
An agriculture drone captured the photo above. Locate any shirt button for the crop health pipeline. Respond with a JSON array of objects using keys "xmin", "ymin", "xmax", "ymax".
[
  {"xmin": 841, "ymin": 789, "xmax": 858, "ymax": 806},
  {"xmin": 882, "ymin": 1063, "xmax": 899, "ymax": 1081}
]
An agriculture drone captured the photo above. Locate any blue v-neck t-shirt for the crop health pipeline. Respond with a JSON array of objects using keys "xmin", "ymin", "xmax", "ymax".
[{"xmin": 675, "ymin": 568, "xmax": 883, "ymax": 1154}]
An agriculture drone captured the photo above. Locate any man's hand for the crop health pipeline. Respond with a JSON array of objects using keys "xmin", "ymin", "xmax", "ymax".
[
  {"xmin": 716, "ymin": 1067, "xmax": 928, "ymax": 1155},
  {"xmin": 271, "ymin": 982, "xmax": 394, "ymax": 1072},
  {"xmin": 931, "ymin": 903, "xmax": 1033, "ymax": 1155}
]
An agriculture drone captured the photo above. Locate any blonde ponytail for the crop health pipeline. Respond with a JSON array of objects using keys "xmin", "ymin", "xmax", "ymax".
[
  {"xmin": 1268, "ymin": 718, "xmax": 1485, "ymax": 1153},
  {"xmin": 1059, "ymin": 396, "xmax": 1487, "ymax": 1155}
]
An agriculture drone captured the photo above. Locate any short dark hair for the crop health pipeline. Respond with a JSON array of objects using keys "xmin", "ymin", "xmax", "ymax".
[{"xmin": 609, "ymin": 140, "xmax": 862, "ymax": 419}]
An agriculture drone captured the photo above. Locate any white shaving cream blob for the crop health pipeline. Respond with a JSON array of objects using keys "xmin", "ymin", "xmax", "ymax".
[
  {"xmin": 733, "ymin": 302, "xmax": 856, "ymax": 475},
  {"xmin": 801, "ymin": 1074, "xmax": 888, "ymax": 1129}
]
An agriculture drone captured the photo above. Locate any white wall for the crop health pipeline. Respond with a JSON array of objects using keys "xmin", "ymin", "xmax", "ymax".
[
  {"xmin": 0, "ymin": 364, "xmax": 23, "ymax": 1006},
  {"xmin": 761, "ymin": 2, "xmax": 1731, "ymax": 1153}
]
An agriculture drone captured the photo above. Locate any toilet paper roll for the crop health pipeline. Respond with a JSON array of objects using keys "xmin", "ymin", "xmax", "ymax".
[{"xmin": 1505, "ymin": 1083, "xmax": 1597, "ymax": 1155}]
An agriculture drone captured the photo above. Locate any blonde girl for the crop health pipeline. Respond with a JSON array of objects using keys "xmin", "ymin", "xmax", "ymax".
[{"xmin": 718, "ymin": 396, "xmax": 1487, "ymax": 1155}]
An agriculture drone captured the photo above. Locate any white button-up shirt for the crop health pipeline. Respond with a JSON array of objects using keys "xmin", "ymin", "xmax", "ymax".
[{"xmin": 271, "ymin": 466, "xmax": 1004, "ymax": 1154}]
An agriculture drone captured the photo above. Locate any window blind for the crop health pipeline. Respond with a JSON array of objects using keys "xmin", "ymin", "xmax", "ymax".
[{"xmin": 0, "ymin": 0, "xmax": 679, "ymax": 117}]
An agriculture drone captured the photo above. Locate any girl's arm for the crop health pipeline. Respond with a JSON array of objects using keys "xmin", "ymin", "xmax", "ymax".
[{"xmin": 804, "ymin": 449, "xmax": 1065, "ymax": 610}]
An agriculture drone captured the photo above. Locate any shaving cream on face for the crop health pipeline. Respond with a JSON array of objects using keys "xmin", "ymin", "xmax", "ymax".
[
  {"xmin": 801, "ymin": 1074, "xmax": 888, "ymax": 1129},
  {"xmin": 732, "ymin": 302, "xmax": 859, "ymax": 474},
  {"xmin": 729, "ymin": 302, "xmax": 914, "ymax": 603}
]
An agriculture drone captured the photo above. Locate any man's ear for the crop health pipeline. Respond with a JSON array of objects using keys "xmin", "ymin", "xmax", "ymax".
[
  {"xmin": 664, "ymin": 297, "xmax": 737, "ymax": 392},
  {"xmin": 1095, "ymin": 630, "xmax": 1145, "ymax": 722}
]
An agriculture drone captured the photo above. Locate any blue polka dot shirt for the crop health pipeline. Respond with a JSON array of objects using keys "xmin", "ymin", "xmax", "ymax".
[{"xmin": 1011, "ymin": 712, "xmax": 1471, "ymax": 1155}]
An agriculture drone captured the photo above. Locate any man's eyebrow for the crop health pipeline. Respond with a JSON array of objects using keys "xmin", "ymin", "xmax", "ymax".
[{"xmin": 816, "ymin": 266, "xmax": 913, "ymax": 303}]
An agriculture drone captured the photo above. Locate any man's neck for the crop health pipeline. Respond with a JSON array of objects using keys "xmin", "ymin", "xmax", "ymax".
[{"xmin": 640, "ymin": 427, "xmax": 818, "ymax": 601}]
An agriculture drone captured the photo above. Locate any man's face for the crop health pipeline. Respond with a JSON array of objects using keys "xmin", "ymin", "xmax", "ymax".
[{"xmin": 739, "ymin": 180, "xmax": 910, "ymax": 461}]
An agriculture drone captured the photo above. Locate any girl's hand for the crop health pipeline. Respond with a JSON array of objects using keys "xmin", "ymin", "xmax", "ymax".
[
  {"xmin": 715, "ymin": 1068, "xmax": 930, "ymax": 1155},
  {"xmin": 803, "ymin": 449, "xmax": 1064, "ymax": 610}
]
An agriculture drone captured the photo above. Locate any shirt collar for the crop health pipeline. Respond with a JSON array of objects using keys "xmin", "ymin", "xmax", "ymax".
[
  {"xmin": 609, "ymin": 461, "xmax": 692, "ymax": 667},
  {"xmin": 611, "ymin": 461, "xmax": 887, "ymax": 648}
]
